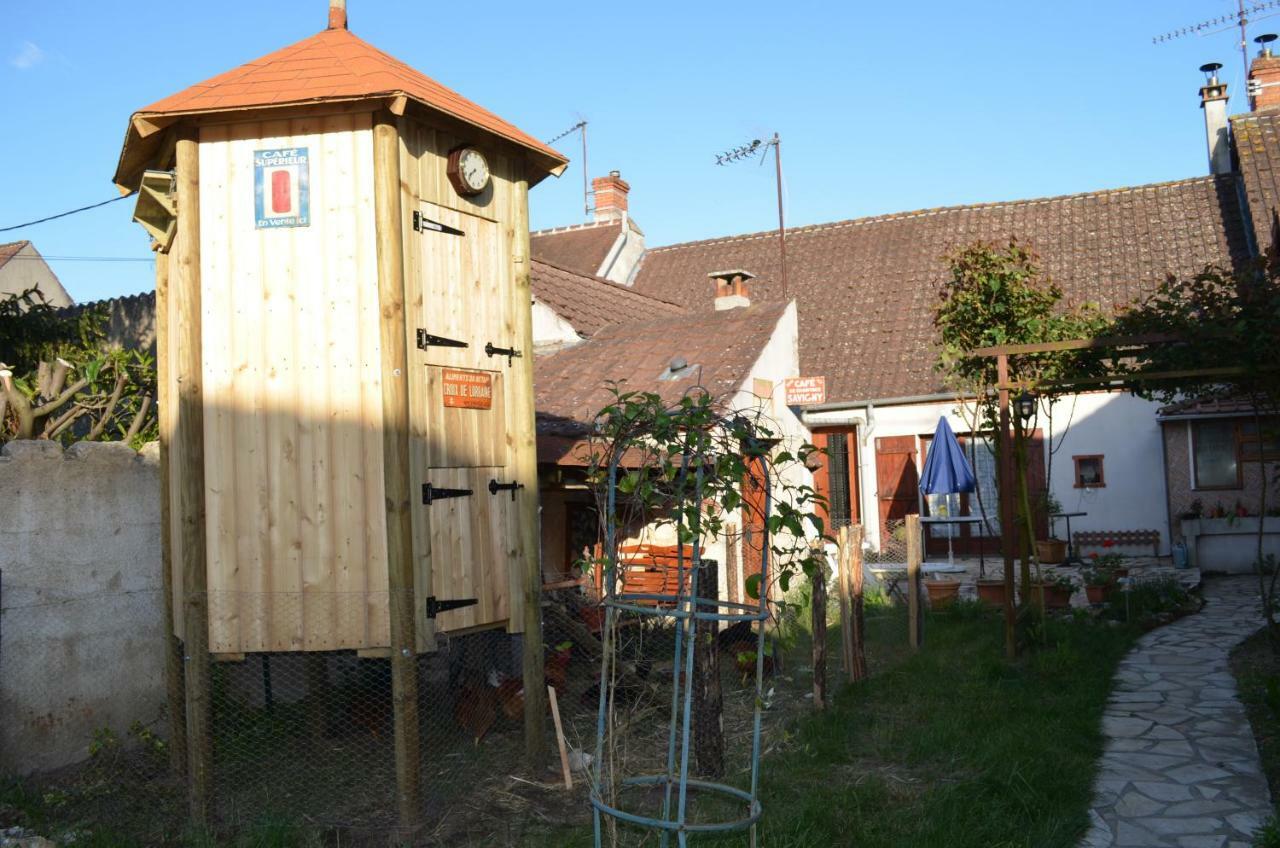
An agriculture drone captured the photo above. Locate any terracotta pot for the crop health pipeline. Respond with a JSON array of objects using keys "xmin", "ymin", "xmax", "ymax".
[
  {"xmin": 1085, "ymin": 584, "xmax": 1111, "ymax": 605},
  {"xmin": 1036, "ymin": 539, "xmax": 1067, "ymax": 565},
  {"xmin": 976, "ymin": 579, "xmax": 1008, "ymax": 607},
  {"xmin": 924, "ymin": 579, "xmax": 962, "ymax": 608},
  {"xmin": 1039, "ymin": 584, "xmax": 1074, "ymax": 609}
]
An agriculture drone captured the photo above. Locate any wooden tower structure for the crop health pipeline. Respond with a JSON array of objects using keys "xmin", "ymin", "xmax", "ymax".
[{"xmin": 115, "ymin": 0, "xmax": 566, "ymax": 825}]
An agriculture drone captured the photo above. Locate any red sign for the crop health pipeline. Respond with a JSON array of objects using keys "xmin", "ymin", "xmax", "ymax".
[
  {"xmin": 442, "ymin": 368, "xmax": 493, "ymax": 410},
  {"xmin": 784, "ymin": 376, "xmax": 826, "ymax": 406}
]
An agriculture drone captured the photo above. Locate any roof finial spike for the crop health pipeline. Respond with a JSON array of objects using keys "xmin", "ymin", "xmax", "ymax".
[{"xmin": 328, "ymin": 0, "xmax": 347, "ymax": 30}]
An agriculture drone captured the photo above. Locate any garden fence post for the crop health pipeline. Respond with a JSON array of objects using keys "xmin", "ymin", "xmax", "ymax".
[
  {"xmin": 693, "ymin": 559, "xmax": 724, "ymax": 777},
  {"xmin": 849, "ymin": 524, "xmax": 867, "ymax": 682},
  {"xmin": 811, "ymin": 554, "xmax": 827, "ymax": 710},
  {"xmin": 837, "ymin": 526, "xmax": 853, "ymax": 677},
  {"xmin": 907, "ymin": 514, "xmax": 923, "ymax": 650}
]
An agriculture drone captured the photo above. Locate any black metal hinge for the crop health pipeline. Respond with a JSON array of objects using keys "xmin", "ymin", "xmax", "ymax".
[
  {"xmin": 484, "ymin": 341, "xmax": 522, "ymax": 364},
  {"xmin": 413, "ymin": 211, "xmax": 465, "ymax": 236},
  {"xmin": 426, "ymin": 596, "xmax": 478, "ymax": 619},
  {"xmin": 422, "ymin": 483, "xmax": 473, "ymax": 505},
  {"xmin": 488, "ymin": 478, "xmax": 525, "ymax": 500},
  {"xmin": 417, "ymin": 329, "xmax": 468, "ymax": 351}
]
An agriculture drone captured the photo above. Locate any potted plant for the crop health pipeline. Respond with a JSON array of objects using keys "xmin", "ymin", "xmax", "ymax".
[
  {"xmin": 923, "ymin": 576, "xmax": 962, "ymax": 608},
  {"xmin": 1035, "ymin": 491, "xmax": 1067, "ymax": 565},
  {"xmin": 1032, "ymin": 571, "xmax": 1076, "ymax": 609},
  {"xmin": 976, "ymin": 576, "xmax": 1008, "ymax": 607},
  {"xmin": 1081, "ymin": 565, "xmax": 1112, "ymax": 605}
]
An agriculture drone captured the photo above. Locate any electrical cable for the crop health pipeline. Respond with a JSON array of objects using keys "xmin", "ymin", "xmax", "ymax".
[{"xmin": 0, "ymin": 195, "xmax": 129, "ymax": 234}]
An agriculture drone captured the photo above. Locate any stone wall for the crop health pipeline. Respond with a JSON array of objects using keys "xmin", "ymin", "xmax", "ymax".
[{"xmin": 0, "ymin": 440, "xmax": 164, "ymax": 775}]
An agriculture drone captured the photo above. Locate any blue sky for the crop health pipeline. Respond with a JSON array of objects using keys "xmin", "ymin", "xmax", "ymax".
[{"xmin": 0, "ymin": 0, "xmax": 1267, "ymax": 303}]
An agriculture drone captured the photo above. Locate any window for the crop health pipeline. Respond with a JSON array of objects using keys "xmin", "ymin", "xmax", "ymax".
[
  {"xmin": 1239, "ymin": 418, "xmax": 1280, "ymax": 462},
  {"xmin": 826, "ymin": 433, "xmax": 853, "ymax": 530},
  {"xmin": 967, "ymin": 436, "xmax": 1001, "ymax": 535},
  {"xmin": 1192, "ymin": 420, "xmax": 1239, "ymax": 489},
  {"xmin": 1073, "ymin": 455, "xmax": 1105, "ymax": 488}
]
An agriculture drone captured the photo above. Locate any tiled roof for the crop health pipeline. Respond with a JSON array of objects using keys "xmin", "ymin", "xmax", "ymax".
[
  {"xmin": 1157, "ymin": 396, "xmax": 1260, "ymax": 419},
  {"xmin": 530, "ymin": 258, "xmax": 683, "ymax": 338},
  {"xmin": 530, "ymin": 222, "xmax": 622, "ymax": 276},
  {"xmin": 534, "ymin": 302, "xmax": 789, "ymax": 436},
  {"xmin": 1231, "ymin": 110, "xmax": 1280, "ymax": 254},
  {"xmin": 0, "ymin": 241, "xmax": 28, "ymax": 271},
  {"xmin": 116, "ymin": 26, "xmax": 566, "ymax": 189},
  {"xmin": 633, "ymin": 176, "xmax": 1251, "ymax": 403}
]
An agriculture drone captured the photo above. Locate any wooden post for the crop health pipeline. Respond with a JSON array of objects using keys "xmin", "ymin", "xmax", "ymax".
[
  {"xmin": 997, "ymin": 354, "xmax": 1017, "ymax": 659},
  {"xmin": 372, "ymin": 112, "xmax": 421, "ymax": 829},
  {"xmin": 811, "ymin": 557, "xmax": 827, "ymax": 711},
  {"xmin": 511, "ymin": 176, "xmax": 547, "ymax": 769},
  {"xmin": 174, "ymin": 129, "xmax": 212, "ymax": 824},
  {"xmin": 155, "ymin": 249, "xmax": 188, "ymax": 777},
  {"xmin": 547, "ymin": 686, "xmax": 572, "ymax": 790},
  {"xmin": 693, "ymin": 560, "xmax": 724, "ymax": 777},
  {"xmin": 847, "ymin": 524, "xmax": 868, "ymax": 682},
  {"xmin": 836, "ymin": 527, "xmax": 851, "ymax": 676},
  {"xmin": 906, "ymin": 513, "xmax": 922, "ymax": 650}
]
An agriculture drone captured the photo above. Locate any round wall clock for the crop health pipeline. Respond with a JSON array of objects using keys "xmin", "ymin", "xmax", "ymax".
[{"xmin": 447, "ymin": 145, "xmax": 491, "ymax": 197}]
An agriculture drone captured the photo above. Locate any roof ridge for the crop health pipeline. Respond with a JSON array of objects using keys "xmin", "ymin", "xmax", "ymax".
[
  {"xmin": 590, "ymin": 300, "xmax": 788, "ymax": 339},
  {"xmin": 531, "ymin": 257, "xmax": 685, "ymax": 310},
  {"xmin": 647, "ymin": 173, "xmax": 1234, "ymax": 254},
  {"xmin": 531, "ymin": 220, "xmax": 620, "ymax": 237}
]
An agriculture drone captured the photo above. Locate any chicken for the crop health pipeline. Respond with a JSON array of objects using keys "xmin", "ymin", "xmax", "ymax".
[
  {"xmin": 491, "ymin": 670, "xmax": 525, "ymax": 722},
  {"xmin": 723, "ymin": 640, "xmax": 775, "ymax": 685},
  {"xmin": 544, "ymin": 647, "xmax": 572, "ymax": 693},
  {"xmin": 453, "ymin": 675, "xmax": 499, "ymax": 745}
]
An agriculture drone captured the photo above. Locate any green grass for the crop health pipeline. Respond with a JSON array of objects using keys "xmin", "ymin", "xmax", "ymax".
[
  {"xmin": 1230, "ymin": 626, "xmax": 1280, "ymax": 848},
  {"xmin": 529, "ymin": 602, "xmax": 1141, "ymax": 848}
]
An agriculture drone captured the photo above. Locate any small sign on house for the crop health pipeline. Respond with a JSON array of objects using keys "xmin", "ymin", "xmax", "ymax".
[
  {"xmin": 784, "ymin": 376, "xmax": 826, "ymax": 406},
  {"xmin": 254, "ymin": 147, "xmax": 310, "ymax": 228}
]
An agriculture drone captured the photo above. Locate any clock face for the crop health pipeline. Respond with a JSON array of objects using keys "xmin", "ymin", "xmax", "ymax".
[{"xmin": 449, "ymin": 146, "xmax": 490, "ymax": 196}]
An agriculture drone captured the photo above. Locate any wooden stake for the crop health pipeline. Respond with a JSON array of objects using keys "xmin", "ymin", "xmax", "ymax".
[
  {"xmin": 511, "ymin": 176, "xmax": 548, "ymax": 770},
  {"xmin": 693, "ymin": 560, "xmax": 724, "ymax": 777},
  {"xmin": 373, "ymin": 112, "xmax": 421, "ymax": 829},
  {"xmin": 174, "ymin": 129, "xmax": 212, "ymax": 824},
  {"xmin": 841, "ymin": 525, "xmax": 868, "ymax": 683},
  {"xmin": 811, "ymin": 556, "xmax": 827, "ymax": 710},
  {"xmin": 155, "ymin": 250, "xmax": 188, "ymax": 777},
  {"xmin": 906, "ymin": 513, "xmax": 922, "ymax": 650},
  {"xmin": 547, "ymin": 685, "xmax": 572, "ymax": 790},
  {"xmin": 836, "ymin": 527, "xmax": 852, "ymax": 677}
]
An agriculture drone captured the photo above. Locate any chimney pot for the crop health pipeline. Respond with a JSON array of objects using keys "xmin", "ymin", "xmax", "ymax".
[
  {"xmin": 591, "ymin": 171, "xmax": 630, "ymax": 223},
  {"xmin": 708, "ymin": 269, "xmax": 754, "ymax": 310},
  {"xmin": 328, "ymin": 0, "xmax": 347, "ymax": 30}
]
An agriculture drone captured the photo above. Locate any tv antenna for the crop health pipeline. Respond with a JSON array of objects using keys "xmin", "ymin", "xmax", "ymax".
[
  {"xmin": 715, "ymin": 133, "xmax": 788, "ymax": 301},
  {"xmin": 1153, "ymin": 1, "xmax": 1280, "ymax": 81},
  {"xmin": 546, "ymin": 120, "xmax": 590, "ymax": 219}
]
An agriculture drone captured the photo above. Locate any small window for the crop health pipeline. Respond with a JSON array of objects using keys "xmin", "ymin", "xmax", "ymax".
[
  {"xmin": 1193, "ymin": 420, "xmax": 1239, "ymax": 489},
  {"xmin": 1073, "ymin": 455, "xmax": 1105, "ymax": 488}
]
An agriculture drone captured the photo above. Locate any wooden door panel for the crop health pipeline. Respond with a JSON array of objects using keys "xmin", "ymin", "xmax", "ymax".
[
  {"xmin": 875, "ymin": 435, "xmax": 918, "ymax": 540},
  {"xmin": 415, "ymin": 202, "xmax": 508, "ymax": 370},
  {"xmin": 423, "ymin": 365, "xmax": 507, "ymax": 467}
]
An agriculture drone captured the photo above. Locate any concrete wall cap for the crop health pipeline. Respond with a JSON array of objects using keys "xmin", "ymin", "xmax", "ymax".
[
  {"xmin": 1, "ymin": 440, "xmax": 65, "ymax": 460},
  {"xmin": 64, "ymin": 441, "xmax": 144, "ymax": 462}
]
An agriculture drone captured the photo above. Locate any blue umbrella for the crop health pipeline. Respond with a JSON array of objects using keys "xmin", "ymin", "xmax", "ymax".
[{"xmin": 920, "ymin": 417, "xmax": 976, "ymax": 495}]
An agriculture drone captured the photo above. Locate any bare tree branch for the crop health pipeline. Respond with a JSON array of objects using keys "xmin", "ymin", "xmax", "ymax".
[{"xmin": 87, "ymin": 373, "xmax": 127, "ymax": 441}]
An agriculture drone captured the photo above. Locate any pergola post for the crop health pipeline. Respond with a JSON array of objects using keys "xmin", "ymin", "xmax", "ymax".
[{"xmin": 997, "ymin": 353, "xmax": 1017, "ymax": 659}]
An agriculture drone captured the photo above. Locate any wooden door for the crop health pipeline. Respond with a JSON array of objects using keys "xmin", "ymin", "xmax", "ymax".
[
  {"xmin": 741, "ymin": 455, "xmax": 768, "ymax": 598},
  {"xmin": 875, "ymin": 435, "xmax": 919, "ymax": 542},
  {"xmin": 812, "ymin": 429, "xmax": 859, "ymax": 534}
]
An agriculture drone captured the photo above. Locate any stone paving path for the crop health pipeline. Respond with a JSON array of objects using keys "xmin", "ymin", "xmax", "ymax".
[{"xmin": 1083, "ymin": 577, "xmax": 1272, "ymax": 847}]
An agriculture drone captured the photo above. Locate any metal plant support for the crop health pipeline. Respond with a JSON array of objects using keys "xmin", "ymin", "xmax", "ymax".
[{"xmin": 590, "ymin": 441, "xmax": 771, "ymax": 846}]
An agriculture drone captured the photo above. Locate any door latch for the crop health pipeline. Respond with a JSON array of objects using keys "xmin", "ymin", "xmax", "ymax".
[
  {"xmin": 488, "ymin": 478, "xmax": 525, "ymax": 500},
  {"xmin": 484, "ymin": 341, "xmax": 522, "ymax": 364}
]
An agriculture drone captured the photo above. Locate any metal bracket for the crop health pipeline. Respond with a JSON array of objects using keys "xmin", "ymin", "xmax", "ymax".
[
  {"xmin": 488, "ymin": 478, "xmax": 525, "ymax": 500},
  {"xmin": 413, "ymin": 211, "xmax": 465, "ymax": 236},
  {"xmin": 422, "ymin": 483, "xmax": 473, "ymax": 505},
  {"xmin": 426, "ymin": 595, "xmax": 478, "ymax": 619},
  {"xmin": 417, "ymin": 329, "xmax": 468, "ymax": 351},
  {"xmin": 484, "ymin": 341, "xmax": 522, "ymax": 364}
]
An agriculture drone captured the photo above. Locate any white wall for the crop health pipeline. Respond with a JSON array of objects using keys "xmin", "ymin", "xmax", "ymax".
[
  {"xmin": 0, "ymin": 242, "xmax": 72, "ymax": 307},
  {"xmin": 531, "ymin": 297, "xmax": 581, "ymax": 353},
  {"xmin": 805, "ymin": 390, "xmax": 1170, "ymax": 555}
]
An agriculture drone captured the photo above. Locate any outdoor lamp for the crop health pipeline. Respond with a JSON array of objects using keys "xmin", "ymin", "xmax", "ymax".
[{"xmin": 1015, "ymin": 390, "xmax": 1037, "ymax": 422}]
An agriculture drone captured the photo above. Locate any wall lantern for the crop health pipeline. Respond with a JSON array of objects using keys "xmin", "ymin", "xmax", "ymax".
[{"xmin": 1015, "ymin": 390, "xmax": 1037, "ymax": 422}]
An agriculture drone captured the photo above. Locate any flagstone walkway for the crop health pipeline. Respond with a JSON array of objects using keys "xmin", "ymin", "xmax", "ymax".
[{"xmin": 1083, "ymin": 577, "xmax": 1272, "ymax": 847}]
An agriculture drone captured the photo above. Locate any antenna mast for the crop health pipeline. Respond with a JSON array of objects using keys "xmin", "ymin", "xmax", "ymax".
[
  {"xmin": 1153, "ymin": 0, "xmax": 1280, "ymax": 80},
  {"xmin": 546, "ymin": 120, "xmax": 590, "ymax": 219},
  {"xmin": 715, "ymin": 134, "xmax": 788, "ymax": 302}
]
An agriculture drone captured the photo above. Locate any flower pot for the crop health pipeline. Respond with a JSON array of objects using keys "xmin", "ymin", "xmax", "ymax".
[
  {"xmin": 976, "ymin": 579, "xmax": 1008, "ymax": 607},
  {"xmin": 1032, "ymin": 583, "xmax": 1074, "ymax": 609},
  {"xmin": 924, "ymin": 579, "xmax": 961, "ymax": 608},
  {"xmin": 1085, "ymin": 584, "xmax": 1111, "ymax": 605},
  {"xmin": 1036, "ymin": 539, "xmax": 1067, "ymax": 565}
]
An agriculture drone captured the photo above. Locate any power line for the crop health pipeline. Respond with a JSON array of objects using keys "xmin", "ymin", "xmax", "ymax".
[{"xmin": 0, "ymin": 195, "xmax": 130, "ymax": 234}]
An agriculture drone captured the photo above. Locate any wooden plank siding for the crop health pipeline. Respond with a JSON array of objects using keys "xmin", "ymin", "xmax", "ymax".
[{"xmin": 196, "ymin": 112, "xmax": 389, "ymax": 653}]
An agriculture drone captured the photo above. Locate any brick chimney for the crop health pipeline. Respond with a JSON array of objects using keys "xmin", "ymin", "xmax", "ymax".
[
  {"xmin": 592, "ymin": 171, "xmax": 630, "ymax": 223},
  {"xmin": 1199, "ymin": 63, "xmax": 1231, "ymax": 175},
  {"xmin": 1248, "ymin": 34, "xmax": 1280, "ymax": 111},
  {"xmin": 328, "ymin": 0, "xmax": 347, "ymax": 30},
  {"xmin": 708, "ymin": 269, "xmax": 753, "ymax": 311}
]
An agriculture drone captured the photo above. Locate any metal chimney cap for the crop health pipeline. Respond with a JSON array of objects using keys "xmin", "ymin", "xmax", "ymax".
[
  {"xmin": 1200, "ymin": 62, "xmax": 1224, "ymax": 84},
  {"xmin": 1257, "ymin": 33, "xmax": 1278, "ymax": 56}
]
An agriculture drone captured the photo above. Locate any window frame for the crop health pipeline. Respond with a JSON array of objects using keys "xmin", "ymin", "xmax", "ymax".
[
  {"xmin": 1190, "ymin": 419, "xmax": 1243, "ymax": 490},
  {"xmin": 1072, "ymin": 454, "xmax": 1106, "ymax": 488}
]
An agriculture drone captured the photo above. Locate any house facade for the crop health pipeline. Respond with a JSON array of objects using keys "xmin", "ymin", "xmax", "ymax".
[{"xmin": 0, "ymin": 241, "xmax": 72, "ymax": 307}]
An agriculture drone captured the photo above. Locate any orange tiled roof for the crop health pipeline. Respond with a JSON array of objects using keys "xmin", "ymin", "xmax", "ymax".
[{"xmin": 115, "ymin": 26, "xmax": 566, "ymax": 191}]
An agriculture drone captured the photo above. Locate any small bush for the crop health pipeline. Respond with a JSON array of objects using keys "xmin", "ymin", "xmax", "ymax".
[
  {"xmin": 1254, "ymin": 816, "xmax": 1280, "ymax": 848},
  {"xmin": 1106, "ymin": 576, "xmax": 1190, "ymax": 625}
]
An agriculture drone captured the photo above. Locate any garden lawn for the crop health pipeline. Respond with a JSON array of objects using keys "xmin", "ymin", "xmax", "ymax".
[
  {"xmin": 531, "ymin": 604, "xmax": 1140, "ymax": 848},
  {"xmin": 1229, "ymin": 627, "xmax": 1280, "ymax": 847}
]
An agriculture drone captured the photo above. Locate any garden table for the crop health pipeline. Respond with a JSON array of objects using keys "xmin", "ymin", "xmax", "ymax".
[
  {"xmin": 919, "ymin": 514, "xmax": 986, "ymax": 572},
  {"xmin": 1049, "ymin": 511, "xmax": 1087, "ymax": 565}
]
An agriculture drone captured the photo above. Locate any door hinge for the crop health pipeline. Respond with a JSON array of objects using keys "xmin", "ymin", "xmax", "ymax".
[
  {"xmin": 484, "ymin": 341, "xmax": 522, "ymax": 364},
  {"xmin": 488, "ymin": 478, "xmax": 525, "ymax": 500},
  {"xmin": 422, "ymin": 482, "xmax": 473, "ymax": 505},
  {"xmin": 417, "ymin": 329, "xmax": 468, "ymax": 350},
  {"xmin": 413, "ymin": 211, "xmax": 465, "ymax": 236},
  {"xmin": 426, "ymin": 595, "xmax": 478, "ymax": 619}
]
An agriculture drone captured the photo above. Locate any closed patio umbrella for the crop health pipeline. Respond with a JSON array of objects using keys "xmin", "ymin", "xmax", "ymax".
[{"xmin": 919, "ymin": 417, "xmax": 977, "ymax": 565}]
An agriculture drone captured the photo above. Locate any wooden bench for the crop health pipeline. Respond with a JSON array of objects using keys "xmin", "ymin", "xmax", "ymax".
[
  {"xmin": 1074, "ymin": 530, "xmax": 1161, "ymax": 556},
  {"xmin": 593, "ymin": 544, "xmax": 701, "ymax": 606}
]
